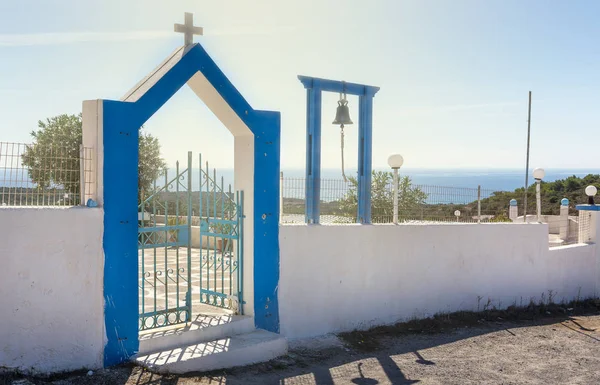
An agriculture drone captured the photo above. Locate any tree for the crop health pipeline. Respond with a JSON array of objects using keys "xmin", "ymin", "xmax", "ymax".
[
  {"xmin": 138, "ymin": 131, "xmax": 167, "ymax": 201},
  {"xmin": 470, "ymin": 174, "xmax": 600, "ymax": 218},
  {"xmin": 338, "ymin": 170, "xmax": 428, "ymax": 222},
  {"xmin": 21, "ymin": 114, "xmax": 82, "ymax": 198},
  {"xmin": 21, "ymin": 114, "xmax": 166, "ymax": 203}
]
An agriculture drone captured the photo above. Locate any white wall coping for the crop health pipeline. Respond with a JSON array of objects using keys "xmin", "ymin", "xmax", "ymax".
[
  {"xmin": 0, "ymin": 206, "xmax": 98, "ymax": 210},
  {"xmin": 281, "ymin": 222, "xmax": 547, "ymax": 227}
]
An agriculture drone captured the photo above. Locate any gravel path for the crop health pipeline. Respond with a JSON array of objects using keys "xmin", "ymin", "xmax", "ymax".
[{"xmin": 4, "ymin": 315, "xmax": 600, "ymax": 385}]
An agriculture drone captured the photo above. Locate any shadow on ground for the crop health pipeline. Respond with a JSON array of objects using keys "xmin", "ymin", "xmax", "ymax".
[{"xmin": 3, "ymin": 299, "xmax": 599, "ymax": 384}]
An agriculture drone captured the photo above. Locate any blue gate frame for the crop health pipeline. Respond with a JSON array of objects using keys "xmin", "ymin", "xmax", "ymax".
[{"xmin": 100, "ymin": 42, "xmax": 281, "ymax": 366}]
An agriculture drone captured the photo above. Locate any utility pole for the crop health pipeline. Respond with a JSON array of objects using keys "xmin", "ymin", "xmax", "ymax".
[{"xmin": 524, "ymin": 91, "xmax": 532, "ymax": 222}]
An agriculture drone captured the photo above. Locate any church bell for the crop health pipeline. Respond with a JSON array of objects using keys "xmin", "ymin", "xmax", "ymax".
[{"xmin": 332, "ymin": 96, "xmax": 353, "ymax": 128}]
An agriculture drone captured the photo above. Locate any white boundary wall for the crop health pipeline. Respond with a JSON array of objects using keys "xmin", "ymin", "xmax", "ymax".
[
  {"xmin": 279, "ymin": 223, "xmax": 598, "ymax": 339},
  {"xmin": 0, "ymin": 208, "xmax": 105, "ymax": 373}
]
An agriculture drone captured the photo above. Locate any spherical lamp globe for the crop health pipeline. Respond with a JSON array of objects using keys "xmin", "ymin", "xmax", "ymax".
[
  {"xmin": 387, "ymin": 154, "xmax": 404, "ymax": 169},
  {"xmin": 532, "ymin": 168, "xmax": 545, "ymax": 180},
  {"xmin": 585, "ymin": 185, "xmax": 597, "ymax": 197}
]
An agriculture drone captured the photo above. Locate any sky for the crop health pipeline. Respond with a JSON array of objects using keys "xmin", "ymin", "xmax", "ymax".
[{"xmin": 0, "ymin": 0, "xmax": 598, "ymax": 170}]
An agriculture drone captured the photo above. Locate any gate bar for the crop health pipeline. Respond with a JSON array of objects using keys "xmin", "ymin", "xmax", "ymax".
[{"xmin": 186, "ymin": 151, "xmax": 192, "ymax": 320}]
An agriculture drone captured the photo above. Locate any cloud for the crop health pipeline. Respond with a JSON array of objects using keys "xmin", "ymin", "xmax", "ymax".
[
  {"xmin": 0, "ymin": 31, "xmax": 173, "ymax": 47},
  {"xmin": 207, "ymin": 25, "xmax": 298, "ymax": 37},
  {"xmin": 437, "ymin": 102, "xmax": 520, "ymax": 112},
  {"xmin": 399, "ymin": 101, "xmax": 521, "ymax": 115},
  {"xmin": 0, "ymin": 24, "xmax": 299, "ymax": 47}
]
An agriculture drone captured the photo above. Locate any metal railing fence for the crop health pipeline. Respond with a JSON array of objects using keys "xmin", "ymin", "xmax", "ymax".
[
  {"xmin": 280, "ymin": 174, "xmax": 506, "ymax": 224},
  {"xmin": 281, "ymin": 174, "xmax": 595, "ymax": 249},
  {"xmin": 0, "ymin": 141, "xmax": 92, "ymax": 206}
]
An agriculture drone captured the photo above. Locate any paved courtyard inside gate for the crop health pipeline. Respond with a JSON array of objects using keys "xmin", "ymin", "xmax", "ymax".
[{"xmin": 139, "ymin": 247, "xmax": 238, "ymax": 319}]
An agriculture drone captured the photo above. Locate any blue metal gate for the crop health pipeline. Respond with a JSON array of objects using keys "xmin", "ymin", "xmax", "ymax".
[
  {"xmin": 197, "ymin": 155, "xmax": 244, "ymax": 313},
  {"xmin": 138, "ymin": 152, "xmax": 243, "ymax": 331},
  {"xmin": 138, "ymin": 153, "xmax": 193, "ymax": 331}
]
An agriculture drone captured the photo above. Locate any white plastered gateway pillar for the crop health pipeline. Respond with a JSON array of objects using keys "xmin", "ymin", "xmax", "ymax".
[{"xmin": 82, "ymin": 100, "xmax": 103, "ymax": 206}]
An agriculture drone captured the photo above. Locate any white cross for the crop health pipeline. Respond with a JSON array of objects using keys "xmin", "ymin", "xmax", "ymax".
[{"xmin": 174, "ymin": 12, "xmax": 203, "ymax": 46}]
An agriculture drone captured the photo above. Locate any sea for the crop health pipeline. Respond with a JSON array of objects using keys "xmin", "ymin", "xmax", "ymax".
[
  {"xmin": 185, "ymin": 168, "xmax": 600, "ymax": 192},
  {"xmin": 3, "ymin": 168, "xmax": 597, "ymax": 193}
]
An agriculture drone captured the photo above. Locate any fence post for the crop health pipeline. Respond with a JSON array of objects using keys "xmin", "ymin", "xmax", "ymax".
[
  {"xmin": 393, "ymin": 168, "xmax": 399, "ymax": 224},
  {"xmin": 575, "ymin": 203, "xmax": 600, "ymax": 243},
  {"xmin": 279, "ymin": 172, "xmax": 283, "ymax": 223},
  {"xmin": 79, "ymin": 144, "xmax": 85, "ymax": 206},
  {"xmin": 509, "ymin": 199, "xmax": 518, "ymax": 221},
  {"xmin": 535, "ymin": 179, "xmax": 542, "ymax": 223},
  {"xmin": 477, "ymin": 185, "xmax": 481, "ymax": 223}
]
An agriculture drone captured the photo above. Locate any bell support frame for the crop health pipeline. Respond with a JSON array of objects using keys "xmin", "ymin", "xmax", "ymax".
[{"xmin": 297, "ymin": 75, "xmax": 380, "ymax": 224}]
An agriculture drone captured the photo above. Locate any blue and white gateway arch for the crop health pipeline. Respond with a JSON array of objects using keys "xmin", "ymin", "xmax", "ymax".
[{"xmin": 82, "ymin": 41, "xmax": 281, "ymax": 365}]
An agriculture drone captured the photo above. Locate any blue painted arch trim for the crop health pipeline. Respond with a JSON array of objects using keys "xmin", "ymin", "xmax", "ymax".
[{"xmin": 101, "ymin": 43, "xmax": 280, "ymax": 366}]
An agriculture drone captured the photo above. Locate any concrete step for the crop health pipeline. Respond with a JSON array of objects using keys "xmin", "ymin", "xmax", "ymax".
[
  {"xmin": 138, "ymin": 314, "xmax": 254, "ymax": 355},
  {"xmin": 135, "ymin": 329, "xmax": 288, "ymax": 374}
]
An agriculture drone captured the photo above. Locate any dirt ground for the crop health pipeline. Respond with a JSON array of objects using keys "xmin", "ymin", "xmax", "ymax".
[{"xmin": 3, "ymin": 312, "xmax": 600, "ymax": 385}]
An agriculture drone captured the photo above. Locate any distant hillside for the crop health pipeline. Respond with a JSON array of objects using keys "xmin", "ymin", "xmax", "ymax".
[
  {"xmin": 155, "ymin": 174, "xmax": 600, "ymax": 221},
  {"xmin": 477, "ymin": 174, "xmax": 600, "ymax": 217},
  {"xmin": 281, "ymin": 174, "xmax": 600, "ymax": 221}
]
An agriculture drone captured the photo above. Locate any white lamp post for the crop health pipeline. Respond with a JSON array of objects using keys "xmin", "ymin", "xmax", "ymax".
[
  {"xmin": 585, "ymin": 185, "xmax": 597, "ymax": 205},
  {"xmin": 387, "ymin": 154, "xmax": 404, "ymax": 224},
  {"xmin": 532, "ymin": 168, "xmax": 545, "ymax": 223}
]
